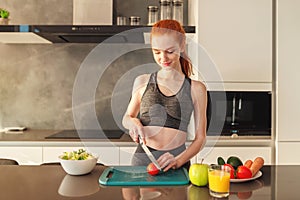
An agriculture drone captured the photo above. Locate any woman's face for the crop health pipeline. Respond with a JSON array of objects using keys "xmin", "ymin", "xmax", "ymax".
[{"xmin": 151, "ymin": 33, "xmax": 183, "ymax": 71}]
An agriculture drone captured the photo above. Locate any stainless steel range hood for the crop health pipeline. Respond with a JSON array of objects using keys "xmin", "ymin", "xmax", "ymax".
[
  {"xmin": 0, "ymin": 25, "xmax": 195, "ymax": 44},
  {"xmin": 32, "ymin": 25, "xmax": 151, "ymax": 43}
]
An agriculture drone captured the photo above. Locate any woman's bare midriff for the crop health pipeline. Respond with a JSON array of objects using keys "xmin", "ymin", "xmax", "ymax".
[{"xmin": 143, "ymin": 126, "xmax": 187, "ymax": 151}]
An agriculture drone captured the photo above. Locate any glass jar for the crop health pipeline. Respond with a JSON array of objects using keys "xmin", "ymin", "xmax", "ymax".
[
  {"xmin": 172, "ymin": 0, "xmax": 183, "ymax": 25},
  {"xmin": 129, "ymin": 16, "xmax": 141, "ymax": 26},
  {"xmin": 147, "ymin": 6, "xmax": 159, "ymax": 25},
  {"xmin": 160, "ymin": 0, "xmax": 172, "ymax": 20},
  {"xmin": 117, "ymin": 16, "xmax": 127, "ymax": 25}
]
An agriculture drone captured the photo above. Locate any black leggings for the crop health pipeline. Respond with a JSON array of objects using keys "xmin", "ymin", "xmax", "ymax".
[{"xmin": 131, "ymin": 144, "xmax": 190, "ymax": 171}]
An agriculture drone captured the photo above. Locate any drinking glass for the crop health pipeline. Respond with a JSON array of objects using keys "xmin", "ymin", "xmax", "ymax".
[{"xmin": 208, "ymin": 165, "xmax": 231, "ymax": 198}]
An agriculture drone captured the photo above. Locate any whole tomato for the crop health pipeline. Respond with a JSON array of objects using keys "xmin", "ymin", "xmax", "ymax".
[
  {"xmin": 223, "ymin": 164, "xmax": 235, "ymax": 179},
  {"xmin": 236, "ymin": 166, "xmax": 252, "ymax": 179},
  {"xmin": 147, "ymin": 163, "xmax": 160, "ymax": 176}
]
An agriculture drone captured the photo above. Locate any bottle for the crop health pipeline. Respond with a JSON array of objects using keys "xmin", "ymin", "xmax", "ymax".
[
  {"xmin": 147, "ymin": 6, "xmax": 159, "ymax": 25},
  {"xmin": 160, "ymin": 0, "xmax": 172, "ymax": 20},
  {"xmin": 129, "ymin": 16, "xmax": 141, "ymax": 26},
  {"xmin": 172, "ymin": 0, "xmax": 183, "ymax": 25}
]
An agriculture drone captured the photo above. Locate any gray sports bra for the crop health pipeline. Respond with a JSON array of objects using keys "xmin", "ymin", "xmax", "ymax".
[{"xmin": 139, "ymin": 72, "xmax": 194, "ymax": 132}]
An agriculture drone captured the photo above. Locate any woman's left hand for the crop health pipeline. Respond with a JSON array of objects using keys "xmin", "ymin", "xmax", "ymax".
[{"xmin": 157, "ymin": 152, "xmax": 178, "ymax": 172}]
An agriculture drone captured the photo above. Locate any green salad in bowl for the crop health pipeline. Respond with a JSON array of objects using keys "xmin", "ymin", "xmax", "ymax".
[
  {"xmin": 59, "ymin": 149, "xmax": 98, "ymax": 175},
  {"xmin": 60, "ymin": 149, "xmax": 95, "ymax": 160}
]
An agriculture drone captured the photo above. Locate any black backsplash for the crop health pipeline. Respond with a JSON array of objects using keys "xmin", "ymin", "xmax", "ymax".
[{"xmin": 113, "ymin": 0, "xmax": 189, "ymax": 25}]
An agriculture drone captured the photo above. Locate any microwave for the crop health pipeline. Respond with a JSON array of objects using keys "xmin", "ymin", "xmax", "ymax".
[{"xmin": 206, "ymin": 91, "xmax": 272, "ymax": 137}]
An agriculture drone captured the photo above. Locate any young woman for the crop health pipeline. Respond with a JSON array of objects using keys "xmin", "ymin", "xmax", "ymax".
[{"xmin": 122, "ymin": 19, "xmax": 207, "ymax": 172}]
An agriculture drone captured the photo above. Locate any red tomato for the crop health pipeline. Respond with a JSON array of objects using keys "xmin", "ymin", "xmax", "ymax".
[
  {"xmin": 236, "ymin": 166, "xmax": 252, "ymax": 179},
  {"xmin": 224, "ymin": 164, "xmax": 235, "ymax": 179},
  {"xmin": 147, "ymin": 163, "xmax": 160, "ymax": 176}
]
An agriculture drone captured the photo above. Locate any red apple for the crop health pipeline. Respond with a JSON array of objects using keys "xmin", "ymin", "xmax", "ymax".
[{"xmin": 147, "ymin": 163, "xmax": 160, "ymax": 176}]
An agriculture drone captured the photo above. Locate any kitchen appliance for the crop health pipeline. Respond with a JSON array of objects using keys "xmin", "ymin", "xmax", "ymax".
[
  {"xmin": 99, "ymin": 166, "xmax": 189, "ymax": 186},
  {"xmin": 29, "ymin": 25, "xmax": 195, "ymax": 43},
  {"xmin": 139, "ymin": 136, "xmax": 161, "ymax": 171},
  {"xmin": 45, "ymin": 129, "xmax": 124, "ymax": 139},
  {"xmin": 207, "ymin": 91, "xmax": 271, "ymax": 137}
]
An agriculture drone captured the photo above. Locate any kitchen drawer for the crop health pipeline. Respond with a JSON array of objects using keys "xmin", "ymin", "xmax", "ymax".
[
  {"xmin": 120, "ymin": 147, "xmax": 136, "ymax": 166},
  {"xmin": 120, "ymin": 145, "xmax": 197, "ymax": 166},
  {"xmin": 277, "ymin": 142, "xmax": 300, "ymax": 165},
  {"xmin": 43, "ymin": 146, "xmax": 119, "ymax": 165},
  {"xmin": 0, "ymin": 147, "xmax": 42, "ymax": 165},
  {"xmin": 197, "ymin": 147, "xmax": 272, "ymax": 165}
]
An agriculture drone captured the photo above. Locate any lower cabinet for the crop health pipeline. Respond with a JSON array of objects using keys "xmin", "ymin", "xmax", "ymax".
[
  {"xmin": 197, "ymin": 147, "xmax": 272, "ymax": 165},
  {"xmin": 43, "ymin": 146, "xmax": 120, "ymax": 165},
  {"xmin": 277, "ymin": 142, "xmax": 300, "ymax": 165},
  {"xmin": 0, "ymin": 147, "xmax": 43, "ymax": 165},
  {"xmin": 119, "ymin": 147, "xmax": 136, "ymax": 165},
  {"xmin": 119, "ymin": 145, "xmax": 197, "ymax": 166},
  {"xmin": 0, "ymin": 145, "xmax": 272, "ymax": 166}
]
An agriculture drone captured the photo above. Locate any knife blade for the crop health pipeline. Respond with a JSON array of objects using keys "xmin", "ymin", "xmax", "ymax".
[{"xmin": 138, "ymin": 135, "xmax": 162, "ymax": 171}]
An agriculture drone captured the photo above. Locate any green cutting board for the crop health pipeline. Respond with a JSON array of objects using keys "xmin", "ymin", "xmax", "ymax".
[{"xmin": 99, "ymin": 166, "xmax": 190, "ymax": 186}]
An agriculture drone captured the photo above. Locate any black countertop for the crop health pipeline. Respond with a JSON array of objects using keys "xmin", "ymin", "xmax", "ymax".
[{"xmin": 0, "ymin": 165, "xmax": 297, "ymax": 200}]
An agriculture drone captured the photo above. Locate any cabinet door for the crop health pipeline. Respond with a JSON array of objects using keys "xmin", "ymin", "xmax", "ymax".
[
  {"xmin": 198, "ymin": 0, "xmax": 272, "ymax": 83},
  {"xmin": 119, "ymin": 147, "xmax": 136, "ymax": 166},
  {"xmin": 197, "ymin": 147, "xmax": 272, "ymax": 165},
  {"xmin": 277, "ymin": 142, "xmax": 300, "ymax": 165},
  {"xmin": 120, "ymin": 145, "xmax": 197, "ymax": 166},
  {"xmin": 43, "ymin": 146, "xmax": 119, "ymax": 165},
  {"xmin": 0, "ymin": 147, "xmax": 42, "ymax": 165},
  {"xmin": 277, "ymin": 0, "xmax": 300, "ymax": 141}
]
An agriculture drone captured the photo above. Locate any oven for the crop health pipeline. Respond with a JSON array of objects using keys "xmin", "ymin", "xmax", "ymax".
[{"xmin": 206, "ymin": 91, "xmax": 272, "ymax": 137}]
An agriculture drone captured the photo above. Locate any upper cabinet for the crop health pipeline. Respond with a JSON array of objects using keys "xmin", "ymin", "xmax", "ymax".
[{"xmin": 196, "ymin": 0, "xmax": 273, "ymax": 90}]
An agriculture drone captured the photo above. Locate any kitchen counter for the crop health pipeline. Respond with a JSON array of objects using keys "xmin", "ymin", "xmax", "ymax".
[
  {"xmin": 0, "ymin": 164, "xmax": 295, "ymax": 200},
  {"xmin": 0, "ymin": 129, "xmax": 272, "ymax": 147}
]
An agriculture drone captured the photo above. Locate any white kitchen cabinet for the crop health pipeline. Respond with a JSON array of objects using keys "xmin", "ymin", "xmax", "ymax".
[
  {"xmin": 277, "ymin": 0, "xmax": 300, "ymax": 141},
  {"xmin": 119, "ymin": 147, "xmax": 136, "ymax": 166},
  {"xmin": 197, "ymin": 0, "xmax": 272, "ymax": 89},
  {"xmin": 120, "ymin": 145, "xmax": 197, "ymax": 166},
  {"xmin": 43, "ymin": 146, "xmax": 119, "ymax": 165},
  {"xmin": 277, "ymin": 142, "xmax": 300, "ymax": 165},
  {"xmin": 0, "ymin": 147, "xmax": 42, "ymax": 165},
  {"xmin": 197, "ymin": 147, "xmax": 272, "ymax": 165},
  {"xmin": 276, "ymin": 0, "xmax": 300, "ymax": 164},
  {"xmin": 73, "ymin": 0, "xmax": 112, "ymax": 25}
]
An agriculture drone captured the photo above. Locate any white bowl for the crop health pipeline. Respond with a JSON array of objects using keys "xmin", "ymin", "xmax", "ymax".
[{"xmin": 59, "ymin": 156, "xmax": 98, "ymax": 175}]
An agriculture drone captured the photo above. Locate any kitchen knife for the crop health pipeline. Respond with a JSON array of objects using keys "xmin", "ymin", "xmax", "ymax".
[{"xmin": 138, "ymin": 135, "xmax": 162, "ymax": 171}]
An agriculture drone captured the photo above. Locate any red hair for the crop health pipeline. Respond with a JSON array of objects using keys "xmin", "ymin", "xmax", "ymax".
[{"xmin": 151, "ymin": 19, "xmax": 193, "ymax": 77}]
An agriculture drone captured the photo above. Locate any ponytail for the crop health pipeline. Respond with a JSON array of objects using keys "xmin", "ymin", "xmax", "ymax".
[{"xmin": 180, "ymin": 51, "xmax": 193, "ymax": 78}]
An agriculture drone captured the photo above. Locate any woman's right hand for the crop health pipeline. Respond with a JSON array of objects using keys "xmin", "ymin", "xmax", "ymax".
[{"xmin": 128, "ymin": 118, "xmax": 146, "ymax": 144}]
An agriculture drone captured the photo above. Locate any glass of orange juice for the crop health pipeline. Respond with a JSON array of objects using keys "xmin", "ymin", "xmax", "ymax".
[{"xmin": 208, "ymin": 165, "xmax": 231, "ymax": 198}]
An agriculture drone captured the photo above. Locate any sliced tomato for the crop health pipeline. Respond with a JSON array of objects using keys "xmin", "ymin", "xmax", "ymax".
[
  {"xmin": 236, "ymin": 166, "xmax": 252, "ymax": 179},
  {"xmin": 224, "ymin": 163, "xmax": 235, "ymax": 179},
  {"xmin": 147, "ymin": 163, "xmax": 160, "ymax": 176}
]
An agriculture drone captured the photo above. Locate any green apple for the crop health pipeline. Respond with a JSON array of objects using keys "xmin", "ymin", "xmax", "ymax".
[{"xmin": 189, "ymin": 163, "xmax": 209, "ymax": 186}]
